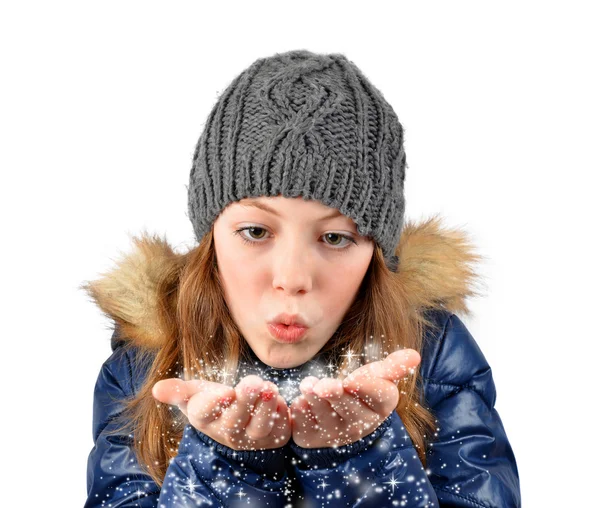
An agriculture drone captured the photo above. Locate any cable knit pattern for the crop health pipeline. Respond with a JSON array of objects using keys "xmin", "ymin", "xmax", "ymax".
[{"xmin": 187, "ymin": 49, "xmax": 405, "ymax": 272}]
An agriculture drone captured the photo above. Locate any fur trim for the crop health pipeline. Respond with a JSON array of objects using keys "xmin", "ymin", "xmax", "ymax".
[
  {"xmin": 397, "ymin": 214, "xmax": 487, "ymax": 318},
  {"xmin": 80, "ymin": 214, "xmax": 486, "ymax": 350},
  {"xmin": 79, "ymin": 231, "xmax": 187, "ymax": 350}
]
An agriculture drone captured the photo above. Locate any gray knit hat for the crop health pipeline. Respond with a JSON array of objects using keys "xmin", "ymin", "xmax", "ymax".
[{"xmin": 187, "ymin": 49, "xmax": 405, "ymax": 272}]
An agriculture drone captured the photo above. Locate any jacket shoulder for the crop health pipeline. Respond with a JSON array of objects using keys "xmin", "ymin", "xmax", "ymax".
[
  {"xmin": 418, "ymin": 312, "xmax": 522, "ymax": 506},
  {"xmin": 420, "ymin": 310, "xmax": 496, "ymax": 410},
  {"xmin": 86, "ymin": 332, "xmax": 162, "ymax": 504},
  {"xmin": 419, "ymin": 308, "xmax": 452, "ymax": 379},
  {"xmin": 103, "ymin": 325, "xmax": 155, "ymax": 397}
]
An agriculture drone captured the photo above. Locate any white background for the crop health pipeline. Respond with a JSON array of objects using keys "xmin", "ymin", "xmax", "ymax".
[{"xmin": 2, "ymin": 1, "xmax": 598, "ymax": 506}]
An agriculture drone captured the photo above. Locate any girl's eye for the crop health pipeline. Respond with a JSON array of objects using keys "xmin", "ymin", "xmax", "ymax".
[{"xmin": 232, "ymin": 226, "xmax": 357, "ymax": 251}]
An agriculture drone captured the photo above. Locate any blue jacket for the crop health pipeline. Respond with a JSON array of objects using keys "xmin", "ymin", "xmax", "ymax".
[{"xmin": 83, "ymin": 220, "xmax": 521, "ymax": 507}]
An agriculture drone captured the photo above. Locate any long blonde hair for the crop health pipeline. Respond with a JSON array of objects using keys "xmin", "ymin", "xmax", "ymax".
[{"xmin": 108, "ymin": 226, "xmax": 442, "ymax": 488}]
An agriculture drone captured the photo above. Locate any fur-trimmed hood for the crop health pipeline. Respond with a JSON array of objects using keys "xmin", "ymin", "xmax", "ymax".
[{"xmin": 81, "ymin": 214, "xmax": 486, "ymax": 351}]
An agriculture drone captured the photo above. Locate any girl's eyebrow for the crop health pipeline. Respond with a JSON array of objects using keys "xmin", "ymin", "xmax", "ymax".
[{"xmin": 238, "ymin": 200, "xmax": 343, "ymax": 222}]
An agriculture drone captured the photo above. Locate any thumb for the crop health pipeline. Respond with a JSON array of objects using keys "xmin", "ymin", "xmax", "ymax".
[
  {"xmin": 381, "ymin": 348, "xmax": 421, "ymax": 382},
  {"xmin": 152, "ymin": 378, "xmax": 208, "ymax": 406},
  {"xmin": 344, "ymin": 348, "xmax": 421, "ymax": 385}
]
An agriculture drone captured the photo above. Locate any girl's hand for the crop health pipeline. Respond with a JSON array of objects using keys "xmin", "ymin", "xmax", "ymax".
[
  {"xmin": 152, "ymin": 374, "xmax": 291, "ymax": 451},
  {"xmin": 290, "ymin": 348, "xmax": 421, "ymax": 448}
]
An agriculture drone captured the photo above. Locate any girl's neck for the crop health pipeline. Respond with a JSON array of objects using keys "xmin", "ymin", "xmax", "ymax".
[{"xmin": 237, "ymin": 344, "xmax": 334, "ymax": 404}]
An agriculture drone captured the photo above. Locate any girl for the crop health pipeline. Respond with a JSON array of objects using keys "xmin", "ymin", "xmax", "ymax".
[{"xmin": 82, "ymin": 50, "xmax": 521, "ymax": 507}]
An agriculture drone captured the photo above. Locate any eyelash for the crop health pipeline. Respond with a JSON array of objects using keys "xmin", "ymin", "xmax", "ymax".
[{"xmin": 232, "ymin": 226, "xmax": 358, "ymax": 252}]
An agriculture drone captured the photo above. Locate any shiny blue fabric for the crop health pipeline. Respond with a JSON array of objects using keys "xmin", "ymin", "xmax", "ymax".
[{"xmin": 84, "ymin": 309, "xmax": 521, "ymax": 507}]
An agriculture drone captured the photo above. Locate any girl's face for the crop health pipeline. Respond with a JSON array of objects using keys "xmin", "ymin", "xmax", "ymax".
[{"xmin": 213, "ymin": 195, "xmax": 374, "ymax": 369}]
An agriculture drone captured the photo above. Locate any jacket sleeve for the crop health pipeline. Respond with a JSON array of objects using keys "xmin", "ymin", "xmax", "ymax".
[
  {"xmin": 288, "ymin": 409, "xmax": 440, "ymax": 507},
  {"xmin": 422, "ymin": 313, "xmax": 522, "ymax": 507},
  {"xmin": 157, "ymin": 423, "xmax": 293, "ymax": 507},
  {"xmin": 84, "ymin": 344, "xmax": 161, "ymax": 507},
  {"xmin": 85, "ymin": 334, "xmax": 293, "ymax": 508}
]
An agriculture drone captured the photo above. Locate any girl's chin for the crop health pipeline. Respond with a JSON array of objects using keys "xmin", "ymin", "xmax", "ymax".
[{"xmin": 261, "ymin": 348, "xmax": 314, "ymax": 369}]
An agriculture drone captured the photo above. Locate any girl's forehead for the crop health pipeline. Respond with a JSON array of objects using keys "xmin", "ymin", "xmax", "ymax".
[{"xmin": 230, "ymin": 197, "xmax": 355, "ymax": 224}]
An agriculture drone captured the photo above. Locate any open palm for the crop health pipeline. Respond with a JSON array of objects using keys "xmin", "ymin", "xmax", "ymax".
[
  {"xmin": 289, "ymin": 348, "xmax": 421, "ymax": 448},
  {"xmin": 152, "ymin": 374, "xmax": 291, "ymax": 451}
]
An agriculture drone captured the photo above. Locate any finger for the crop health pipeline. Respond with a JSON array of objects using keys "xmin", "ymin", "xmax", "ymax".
[
  {"xmin": 311, "ymin": 377, "xmax": 344, "ymax": 398},
  {"xmin": 246, "ymin": 381, "xmax": 279, "ymax": 440},
  {"xmin": 345, "ymin": 348, "xmax": 420, "ymax": 385},
  {"xmin": 342, "ymin": 375, "xmax": 399, "ymax": 415},
  {"xmin": 290, "ymin": 395, "xmax": 318, "ymax": 448},
  {"xmin": 152, "ymin": 378, "xmax": 208, "ymax": 406},
  {"xmin": 299, "ymin": 376, "xmax": 321, "ymax": 395},
  {"xmin": 382, "ymin": 348, "xmax": 421, "ymax": 381},
  {"xmin": 300, "ymin": 377, "xmax": 343, "ymax": 431},
  {"xmin": 309, "ymin": 377, "xmax": 347, "ymax": 423},
  {"xmin": 153, "ymin": 378, "xmax": 222, "ymax": 418},
  {"xmin": 186, "ymin": 384, "xmax": 236, "ymax": 428},
  {"xmin": 218, "ymin": 375, "xmax": 264, "ymax": 436},
  {"xmin": 313, "ymin": 378, "xmax": 375, "ymax": 423},
  {"xmin": 270, "ymin": 395, "xmax": 292, "ymax": 447},
  {"xmin": 311, "ymin": 377, "xmax": 380, "ymax": 439}
]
